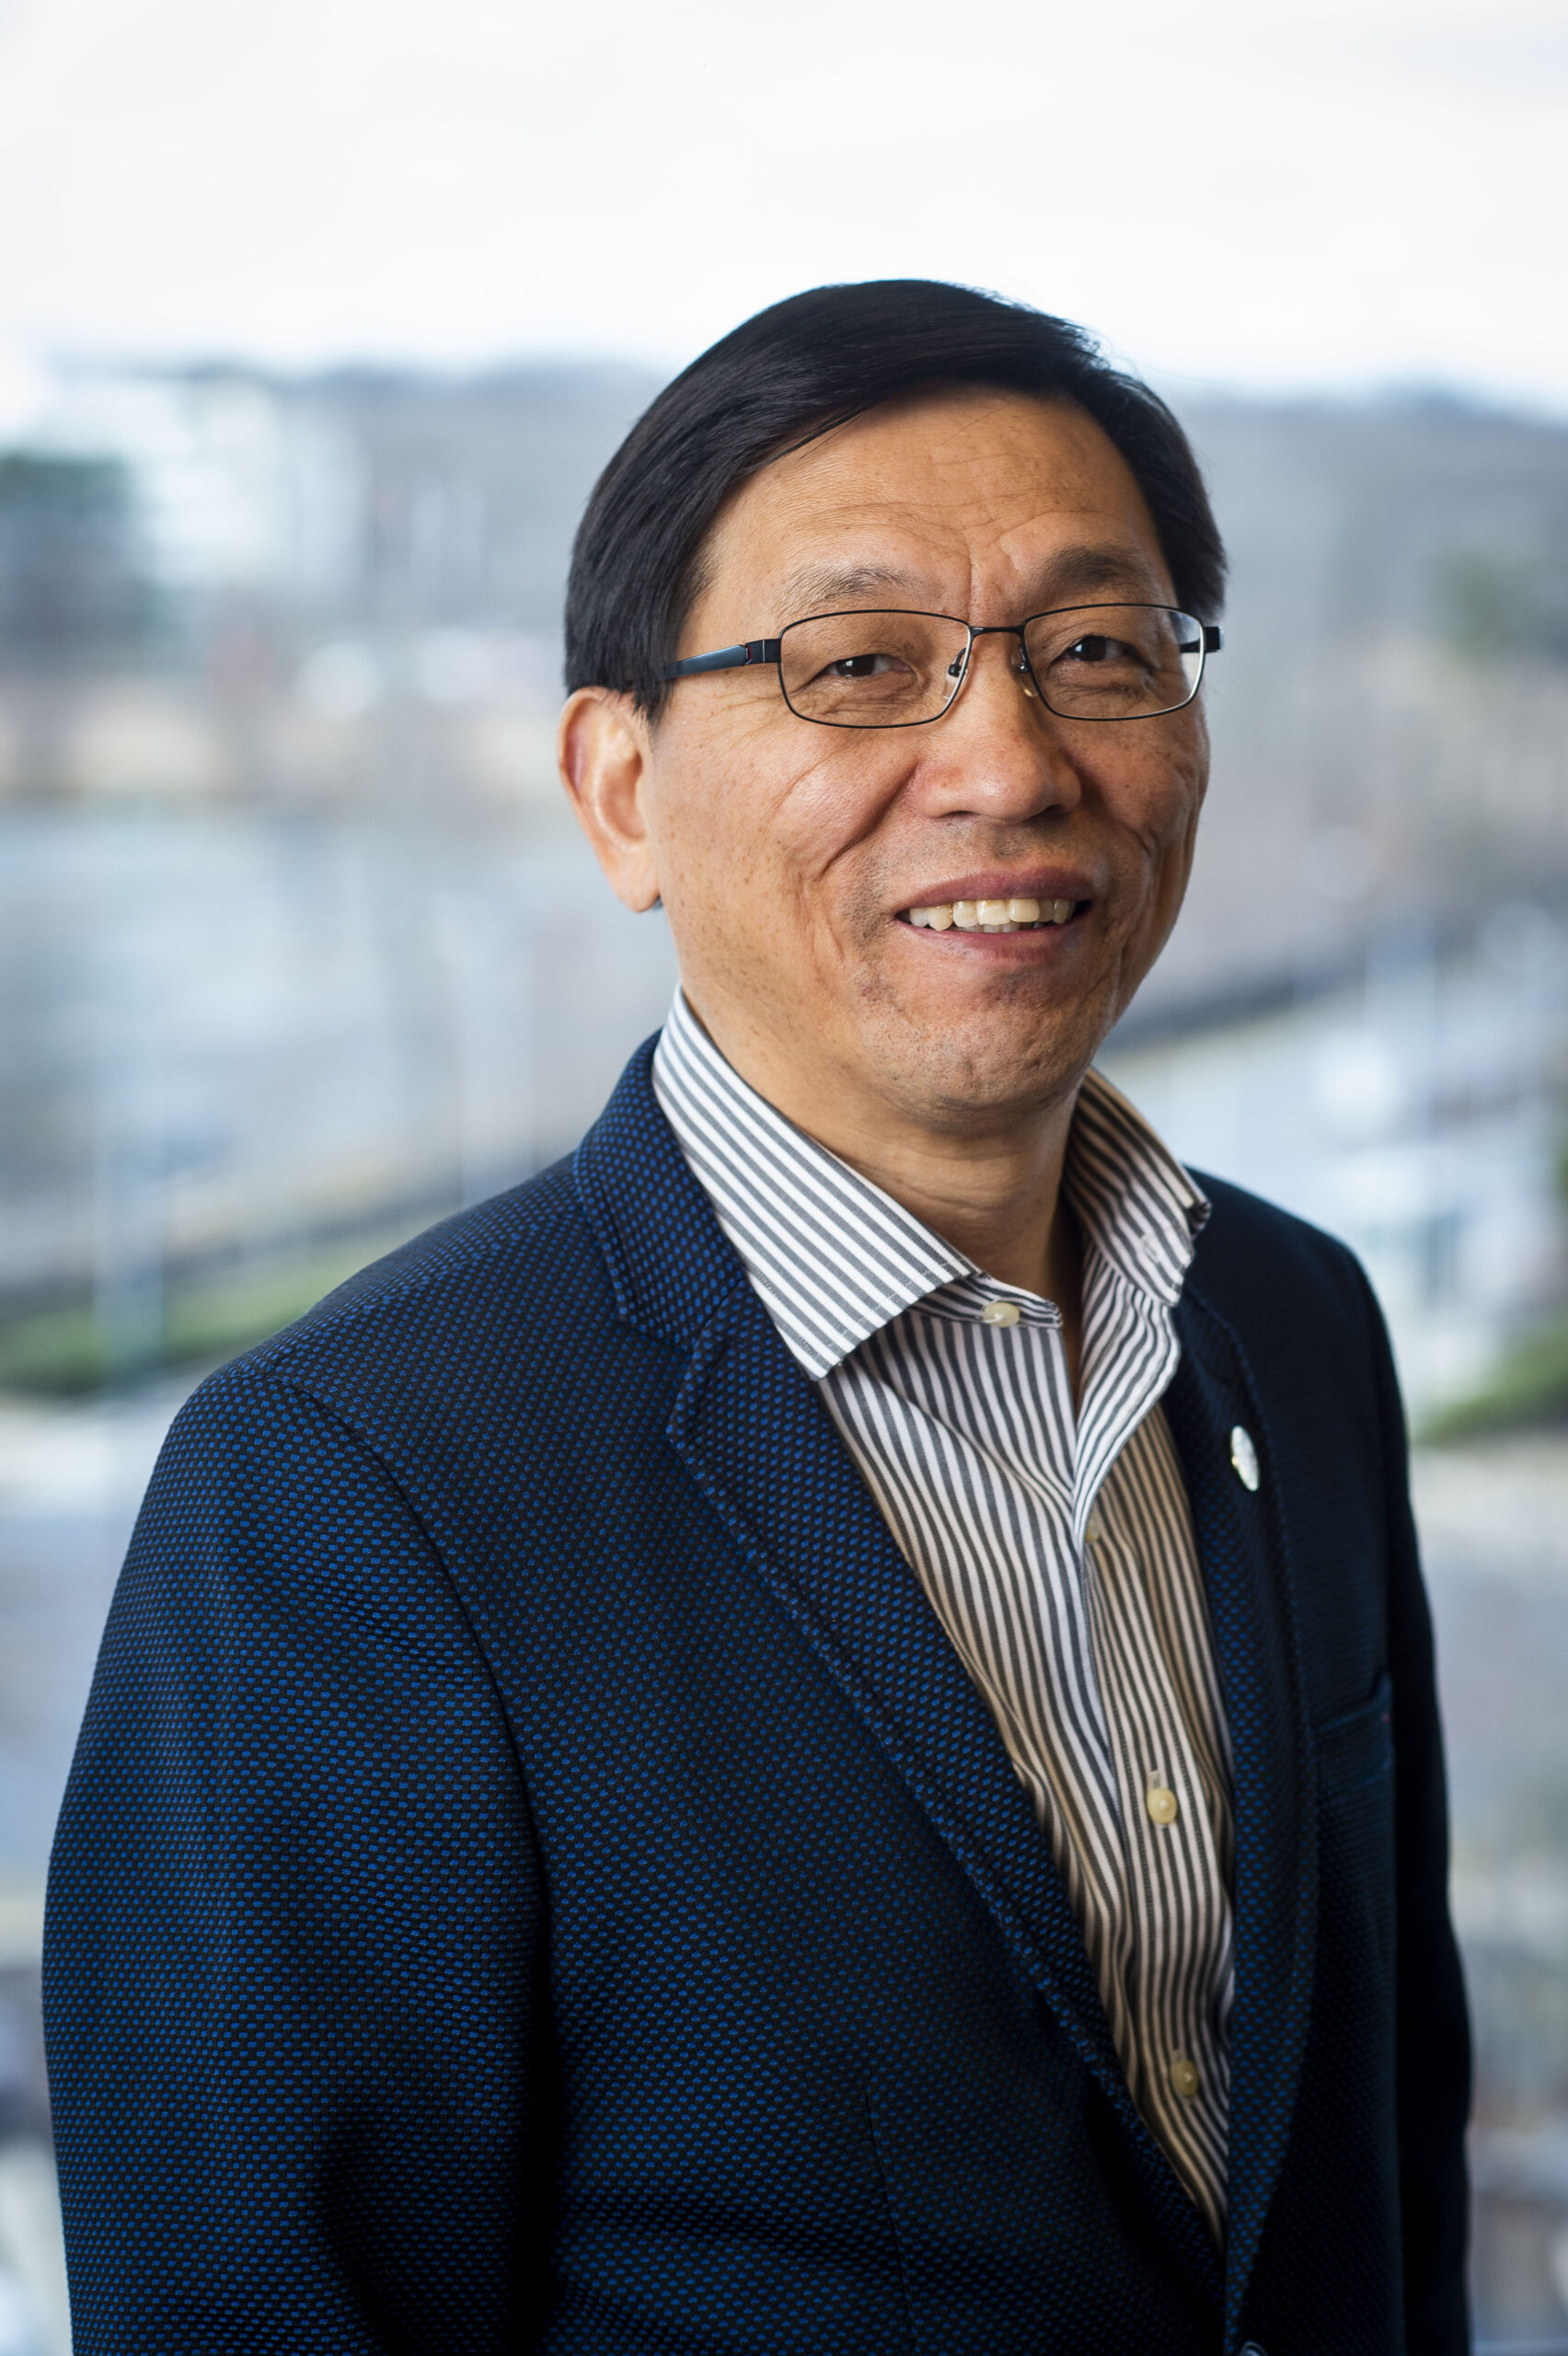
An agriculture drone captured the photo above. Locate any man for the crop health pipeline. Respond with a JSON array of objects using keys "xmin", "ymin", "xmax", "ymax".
[{"xmin": 45, "ymin": 281, "xmax": 1469, "ymax": 2353}]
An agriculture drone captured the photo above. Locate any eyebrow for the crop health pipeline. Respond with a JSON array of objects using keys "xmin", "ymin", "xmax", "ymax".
[
  {"xmin": 774, "ymin": 542, "xmax": 1168, "ymax": 622},
  {"xmin": 1034, "ymin": 543, "xmax": 1168, "ymax": 604},
  {"xmin": 776, "ymin": 560, "xmax": 920, "ymax": 614}
]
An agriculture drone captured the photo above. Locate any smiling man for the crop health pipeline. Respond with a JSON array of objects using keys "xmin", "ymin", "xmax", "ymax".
[{"xmin": 46, "ymin": 283, "xmax": 1469, "ymax": 2355}]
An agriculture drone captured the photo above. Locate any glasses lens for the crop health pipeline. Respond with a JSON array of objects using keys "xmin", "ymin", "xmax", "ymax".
[
  {"xmin": 778, "ymin": 612, "xmax": 970, "ymax": 727},
  {"xmin": 1022, "ymin": 606, "xmax": 1205, "ymax": 720}
]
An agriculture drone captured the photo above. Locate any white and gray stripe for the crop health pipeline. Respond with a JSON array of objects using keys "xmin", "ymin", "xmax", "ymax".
[{"xmin": 653, "ymin": 990, "xmax": 1236, "ymax": 2240}]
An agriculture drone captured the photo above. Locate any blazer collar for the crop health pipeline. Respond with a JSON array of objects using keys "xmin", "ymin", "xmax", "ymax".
[
  {"xmin": 573, "ymin": 1036, "xmax": 741, "ymax": 1347},
  {"xmin": 575, "ymin": 1039, "xmax": 1225, "ymax": 2314},
  {"xmin": 1169, "ymin": 1267, "xmax": 1320, "ymax": 2347}
]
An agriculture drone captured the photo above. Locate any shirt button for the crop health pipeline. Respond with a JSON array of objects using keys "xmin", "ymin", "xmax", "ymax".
[
  {"xmin": 1086, "ymin": 1516, "xmax": 1105, "ymax": 1545},
  {"xmin": 1146, "ymin": 1784, "xmax": 1179, "ymax": 1825},
  {"xmin": 1229, "ymin": 1424, "xmax": 1261, "ymax": 1491},
  {"xmin": 1169, "ymin": 2052, "xmax": 1201, "ymax": 2101},
  {"xmin": 981, "ymin": 1299, "xmax": 1020, "ymax": 1327}
]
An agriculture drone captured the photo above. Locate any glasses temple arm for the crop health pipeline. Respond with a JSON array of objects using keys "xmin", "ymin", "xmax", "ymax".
[{"xmin": 663, "ymin": 639, "xmax": 782, "ymax": 682}]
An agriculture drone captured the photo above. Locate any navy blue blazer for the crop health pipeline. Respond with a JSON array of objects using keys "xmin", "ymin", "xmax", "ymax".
[{"xmin": 44, "ymin": 1038, "xmax": 1470, "ymax": 2355}]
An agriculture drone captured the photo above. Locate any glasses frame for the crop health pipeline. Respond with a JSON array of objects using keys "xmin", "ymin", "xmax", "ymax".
[{"xmin": 662, "ymin": 603, "xmax": 1223, "ymax": 728}]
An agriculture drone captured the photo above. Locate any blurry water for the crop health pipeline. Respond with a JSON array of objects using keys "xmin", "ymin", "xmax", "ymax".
[{"xmin": 1, "ymin": 800, "xmax": 677, "ymax": 1310}]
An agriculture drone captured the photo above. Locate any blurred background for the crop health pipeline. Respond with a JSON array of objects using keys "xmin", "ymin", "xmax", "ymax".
[{"xmin": 0, "ymin": 0, "xmax": 1566, "ymax": 2345}]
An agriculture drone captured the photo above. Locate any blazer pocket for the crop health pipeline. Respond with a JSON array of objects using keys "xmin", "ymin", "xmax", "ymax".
[{"xmin": 1314, "ymin": 1670, "xmax": 1393, "ymax": 1803}]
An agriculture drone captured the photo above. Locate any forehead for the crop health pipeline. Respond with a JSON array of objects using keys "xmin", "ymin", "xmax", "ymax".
[{"xmin": 697, "ymin": 386, "xmax": 1172, "ymax": 618}]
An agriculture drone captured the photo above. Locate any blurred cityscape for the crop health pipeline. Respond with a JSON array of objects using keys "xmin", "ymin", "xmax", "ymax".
[{"xmin": 1, "ymin": 356, "xmax": 1566, "ymax": 2350}]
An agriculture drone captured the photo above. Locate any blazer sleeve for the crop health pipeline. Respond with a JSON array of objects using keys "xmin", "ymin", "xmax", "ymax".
[
  {"xmin": 1360, "ymin": 1267, "xmax": 1473, "ymax": 2356},
  {"xmin": 42, "ymin": 1364, "xmax": 549, "ymax": 2355}
]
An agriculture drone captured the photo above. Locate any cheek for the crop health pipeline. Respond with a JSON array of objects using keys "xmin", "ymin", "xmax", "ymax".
[
  {"xmin": 774, "ymin": 758, "xmax": 905, "ymax": 884},
  {"xmin": 651, "ymin": 711, "xmax": 787, "ymax": 890},
  {"xmin": 660, "ymin": 712, "xmax": 901, "ymax": 897},
  {"xmin": 1101, "ymin": 737, "xmax": 1206, "ymax": 867}
]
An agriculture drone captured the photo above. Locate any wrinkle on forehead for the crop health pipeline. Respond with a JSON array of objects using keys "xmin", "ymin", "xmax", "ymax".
[
  {"xmin": 777, "ymin": 543, "xmax": 1168, "ymax": 624},
  {"xmin": 775, "ymin": 558, "xmax": 922, "ymax": 614},
  {"xmin": 694, "ymin": 387, "xmax": 1174, "ymax": 641}
]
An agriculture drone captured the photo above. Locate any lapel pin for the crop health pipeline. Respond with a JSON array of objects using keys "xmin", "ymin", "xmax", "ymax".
[{"xmin": 1229, "ymin": 1425, "xmax": 1261, "ymax": 1492}]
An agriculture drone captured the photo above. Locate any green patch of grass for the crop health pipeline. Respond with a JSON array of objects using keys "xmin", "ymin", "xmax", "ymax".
[
  {"xmin": 1422, "ymin": 1309, "xmax": 1568, "ymax": 1444},
  {"xmin": 0, "ymin": 1303, "xmax": 109, "ymax": 1394},
  {"xmin": 0, "ymin": 1233, "xmax": 414, "ymax": 1395}
]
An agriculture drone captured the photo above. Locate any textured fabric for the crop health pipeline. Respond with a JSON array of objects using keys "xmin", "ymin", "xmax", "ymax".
[
  {"xmin": 653, "ymin": 990, "xmax": 1234, "ymax": 2231},
  {"xmin": 43, "ymin": 1034, "xmax": 1470, "ymax": 2354}
]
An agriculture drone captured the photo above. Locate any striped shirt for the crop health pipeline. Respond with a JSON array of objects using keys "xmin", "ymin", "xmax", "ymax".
[{"xmin": 653, "ymin": 988, "xmax": 1236, "ymax": 2238}]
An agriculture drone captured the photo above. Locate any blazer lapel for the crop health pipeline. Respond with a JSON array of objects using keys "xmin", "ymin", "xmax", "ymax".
[
  {"xmin": 1168, "ymin": 1284, "xmax": 1319, "ymax": 2343},
  {"xmin": 576, "ymin": 1043, "xmax": 1225, "ymax": 2312}
]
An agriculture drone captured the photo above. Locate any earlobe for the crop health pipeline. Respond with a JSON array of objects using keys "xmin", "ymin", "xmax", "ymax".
[{"xmin": 558, "ymin": 688, "xmax": 663, "ymax": 914}]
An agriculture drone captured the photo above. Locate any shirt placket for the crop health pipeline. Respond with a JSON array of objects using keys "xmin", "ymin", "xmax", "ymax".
[
  {"xmin": 904, "ymin": 1303, "xmax": 1143, "ymax": 2061},
  {"xmin": 1088, "ymin": 1514, "xmax": 1229, "ymax": 2223},
  {"xmin": 1074, "ymin": 1281, "xmax": 1231, "ymax": 2235}
]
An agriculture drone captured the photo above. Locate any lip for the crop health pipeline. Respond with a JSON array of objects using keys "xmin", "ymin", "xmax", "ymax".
[{"xmin": 892, "ymin": 871, "xmax": 1096, "ymax": 914}]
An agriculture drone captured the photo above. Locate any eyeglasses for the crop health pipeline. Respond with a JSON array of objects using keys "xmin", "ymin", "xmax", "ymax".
[{"xmin": 663, "ymin": 604, "xmax": 1222, "ymax": 728}]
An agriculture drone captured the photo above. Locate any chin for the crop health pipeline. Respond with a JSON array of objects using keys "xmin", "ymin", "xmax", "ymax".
[{"xmin": 872, "ymin": 1006, "xmax": 1098, "ymax": 1126}]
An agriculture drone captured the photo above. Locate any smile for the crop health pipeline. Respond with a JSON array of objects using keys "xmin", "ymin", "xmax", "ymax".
[{"xmin": 901, "ymin": 896, "xmax": 1078, "ymax": 933}]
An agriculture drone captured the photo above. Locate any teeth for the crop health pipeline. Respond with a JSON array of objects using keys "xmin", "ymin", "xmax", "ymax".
[{"xmin": 903, "ymin": 896, "xmax": 1077, "ymax": 931}]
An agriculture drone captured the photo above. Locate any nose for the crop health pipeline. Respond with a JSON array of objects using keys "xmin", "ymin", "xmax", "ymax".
[{"xmin": 920, "ymin": 629, "xmax": 1082, "ymax": 820}]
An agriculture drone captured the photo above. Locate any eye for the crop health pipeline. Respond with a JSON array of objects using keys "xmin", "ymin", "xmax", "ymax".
[
  {"xmin": 780, "ymin": 612, "xmax": 963, "ymax": 722},
  {"xmin": 1062, "ymin": 633, "xmax": 1126, "ymax": 665},
  {"xmin": 820, "ymin": 650, "xmax": 909, "ymax": 681}
]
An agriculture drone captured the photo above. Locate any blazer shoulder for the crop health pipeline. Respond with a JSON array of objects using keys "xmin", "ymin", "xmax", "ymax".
[
  {"xmin": 1186, "ymin": 1170, "xmax": 1374, "ymax": 1339},
  {"xmin": 209, "ymin": 1153, "xmax": 619, "ymax": 1397}
]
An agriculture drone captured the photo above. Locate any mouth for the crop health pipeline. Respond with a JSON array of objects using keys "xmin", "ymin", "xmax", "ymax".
[{"xmin": 900, "ymin": 895, "xmax": 1080, "ymax": 934}]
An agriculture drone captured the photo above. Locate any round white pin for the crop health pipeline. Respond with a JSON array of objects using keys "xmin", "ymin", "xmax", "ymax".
[{"xmin": 1230, "ymin": 1425, "xmax": 1260, "ymax": 1492}]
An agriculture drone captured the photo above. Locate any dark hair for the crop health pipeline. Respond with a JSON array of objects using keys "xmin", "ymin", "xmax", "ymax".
[{"xmin": 565, "ymin": 279, "xmax": 1226, "ymax": 716}]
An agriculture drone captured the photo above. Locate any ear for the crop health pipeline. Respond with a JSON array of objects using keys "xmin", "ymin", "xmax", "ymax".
[{"xmin": 558, "ymin": 687, "xmax": 662, "ymax": 913}]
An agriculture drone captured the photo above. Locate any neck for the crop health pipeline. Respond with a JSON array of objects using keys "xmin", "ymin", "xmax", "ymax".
[
  {"xmin": 683, "ymin": 989, "xmax": 1086, "ymax": 1313},
  {"xmin": 824, "ymin": 1099, "xmax": 1078, "ymax": 1302}
]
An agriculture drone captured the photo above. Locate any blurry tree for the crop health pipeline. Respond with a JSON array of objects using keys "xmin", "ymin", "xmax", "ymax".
[
  {"xmin": 1433, "ymin": 546, "xmax": 1568, "ymax": 665},
  {"xmin": 0, "ymin": 454, "xmax": 147, "ymax": 673}
]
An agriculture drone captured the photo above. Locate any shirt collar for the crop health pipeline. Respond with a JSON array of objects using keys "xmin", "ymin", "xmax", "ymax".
[
  {"xmin": 652, "ymin": 987, "xmax": 1207, "ymax": 1380},
  {"xmin": 1063, "ymin": 1066, "xmax": 1210, "ymax": 1305}
]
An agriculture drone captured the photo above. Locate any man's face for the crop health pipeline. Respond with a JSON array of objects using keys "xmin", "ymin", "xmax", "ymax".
[{"xmin": 575, "ymin": 385, "xmax": 1209, "ymax": 1138}]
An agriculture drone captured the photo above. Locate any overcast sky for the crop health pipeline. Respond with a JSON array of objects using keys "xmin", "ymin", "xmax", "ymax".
[{"xmin": 0, "ymin": 0, "xmax": 1564, "ymax": 421}]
